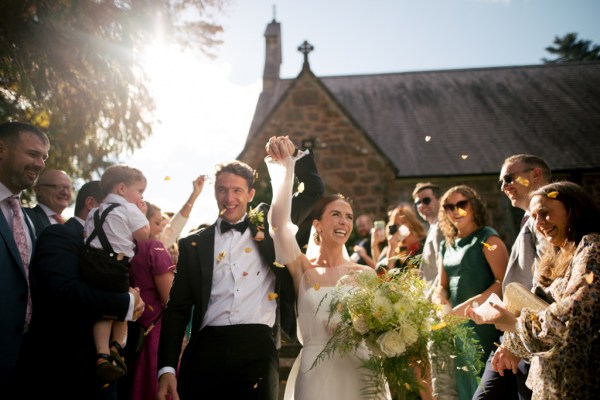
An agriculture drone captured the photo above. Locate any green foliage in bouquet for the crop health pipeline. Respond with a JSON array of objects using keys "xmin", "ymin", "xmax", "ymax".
[{"xmin": 312, "ymin": 268, "xmax": 484, "ymax": 399}]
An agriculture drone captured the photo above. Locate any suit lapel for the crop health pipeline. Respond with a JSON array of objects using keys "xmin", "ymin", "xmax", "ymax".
[
  {"xmin": 197, "ymin": 224, "xmax": 216, "ymax": 318},
  {"xmin": 0, "ymin": 206, "xmax": 27, "ymax": 272}
]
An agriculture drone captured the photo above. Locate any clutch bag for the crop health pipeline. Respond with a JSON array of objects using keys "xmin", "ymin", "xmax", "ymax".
[{"xmin": 504, "ymin": 282, "xmax": 550, "ymax": 316}]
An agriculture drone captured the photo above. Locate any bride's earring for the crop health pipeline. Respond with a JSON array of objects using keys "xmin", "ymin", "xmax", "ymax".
[{"xmin": 313, "ymin": 230, "xmax": 321, "ymax": 245}]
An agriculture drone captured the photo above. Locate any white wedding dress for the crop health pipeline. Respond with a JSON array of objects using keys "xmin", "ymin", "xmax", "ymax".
[{"xmin": 266, "ymin": 154, "xmax": 391, "ymax": 400}]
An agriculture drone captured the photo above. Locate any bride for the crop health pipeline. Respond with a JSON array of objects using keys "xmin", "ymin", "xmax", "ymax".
[{"xmin": 266, "ymin": 137, "xmax": 391, "ymax": 400}]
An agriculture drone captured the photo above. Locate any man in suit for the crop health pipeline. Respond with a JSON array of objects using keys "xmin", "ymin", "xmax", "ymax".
[
  {"xmin": 25, "ymin": 168, "xmax": 72, "ymax": 234},
  {"xmin": 23, "ymin": 180, "xmax": 145, "ymax": 399},
  {"xmin": 157, "ymin": 136, "xmax": 324, "ymax": 400},
  {"xmin": 0, "ymin": 121, "xmax": 49, "ymax": 390}
]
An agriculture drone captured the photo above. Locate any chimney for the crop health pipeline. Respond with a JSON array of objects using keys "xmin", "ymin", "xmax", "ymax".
[{"xmin": 263, "ymin": 19, "xmax": 281, "ymax": 93}]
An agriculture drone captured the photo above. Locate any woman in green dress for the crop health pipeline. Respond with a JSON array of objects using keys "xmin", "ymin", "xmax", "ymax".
[{"xmin": 432, "ymin": 185, "xmax": 509, "ymax": 400}]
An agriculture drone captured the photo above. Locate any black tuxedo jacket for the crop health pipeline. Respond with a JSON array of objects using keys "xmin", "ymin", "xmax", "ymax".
[
  {"xmin": 24, "ymin": 204, "xmax": 51, "ymax": 237},
  {"xmin": 23, "ymin": 221, "xmax": 130, "ymax": 399},
  {"xmin": 158, "ymin": 151, "xmax": 323, "ymax": 371}
]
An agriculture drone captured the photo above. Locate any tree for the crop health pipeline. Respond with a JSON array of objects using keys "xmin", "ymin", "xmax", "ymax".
[
  {"xmin": 543, "ymin": 32, "xmax": 600, "ymax": 64},
  {"xmin": 0, "ymin": 0, "xmax": 226, "ymax": 178}
]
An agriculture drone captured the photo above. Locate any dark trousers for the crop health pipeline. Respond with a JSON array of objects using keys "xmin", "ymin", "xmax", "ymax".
[
  {"xmin": 473, "ymin": 348, "xmax": 532, "ymax": 400},
  {"xmin": 178, "ymin": 324, "xmax": 279, "ymax": 400}
]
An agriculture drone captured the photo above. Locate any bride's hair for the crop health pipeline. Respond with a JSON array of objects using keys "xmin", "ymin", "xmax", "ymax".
[{"xmin": 310, "ymin": 193, "xmax": 352, "ymax": 222}]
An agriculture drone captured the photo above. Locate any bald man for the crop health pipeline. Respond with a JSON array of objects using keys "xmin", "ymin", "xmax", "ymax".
[{"xmin": 25, "ymin": 169, "xmax": 72, "ymax": 235}]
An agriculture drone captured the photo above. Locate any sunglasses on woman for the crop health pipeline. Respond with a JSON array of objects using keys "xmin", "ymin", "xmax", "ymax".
[
  {"xmin": 414, "ymin": 197, "xmax": 432, "ymax": 207},
  {"xmin": 443, "ymin": 200, "xmax": 469, "ymax": 213}
]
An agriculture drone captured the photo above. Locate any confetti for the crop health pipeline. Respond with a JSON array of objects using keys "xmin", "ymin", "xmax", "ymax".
[
  {"xmin": 253, "ymin": 383, "xmax": 258, "ymax": 389},
  {"xmin": 431, "ymin": 321, "xmax": 447, "ymax": 331},
  {"xmin": 482, "ymin": 242, "xmax": 497, "ymax": 251},
  {"xmin": 217, "ymin": 251, "xmax": 226, "ymax": 262},
  {"xmin": 313, "ymin": 283, "xmax": 321, "ymax": 291},
  {"xmin": 191, "ymin": 242, "xmax": 197, "ymax": 247},
  {"xmin": 585, "ymin": 272, "xmax": 594, "ymax": 284},
  {"xmin": 405, "ymin": 383, "xmax": 411, "ymax": 390},
  {"xmin": 147, "ymin": 305, "xmax": 154, "ymax": 312},
  {"xmin": 153, "ymin": 247, "xmax": 165, "ymax": 251},
  {"xmin": 547, "ymin": 191, "xmax": 559, "ymax": 199},
  {"xmin": 244, "ymin": 247, "xmax": 252, "ymax": 253},
  {"xmin": 457, "ymin": 366, "xmax": 469, "ymax": 372},
  {"xmin": 273, "ymin": 262, "xmax": 286, "ymax": 268},
  {"xmin": 425, "ymin": 136, "xmax": 431, "ymax": 142},
  {"xmin": 297, "ymin": 182, "xmax": 305, "ymax": 193},
  {"xmin": 267, "ymin": 292, "xmax": 279, "ymax": 301},
  {"xmin": 515, "ymin": 176, "xmax": 530, "ymax": 187},
  {"xmin": 303, "ymin": 244, "xmax": 308, "ymax": 249},
  {"xmin": 461, "ymin": 154, "xmax": 468, "ymax": 160},
  {"xmin": 243, "ymin": 271, "xmax": 248, "ymax": 276},
  {"xmin": 457, "ymin": 208, "xmax": 468, "ymax": 217},
  {"xmin": 219, "ymin": 208, "xmax": 227, "ymax": 215},
  {"xmin": 164, "ymin": 176, "xmax": 171, "ymax": 181}
]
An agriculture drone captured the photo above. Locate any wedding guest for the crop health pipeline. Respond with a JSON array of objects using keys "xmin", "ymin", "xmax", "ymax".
[
  {"xmin": 470, "ymin": 154, "xmax": 551, "ymax": 400},
  {"xmin": 0, "ymin": 121, "xmax": 48, "ymax": 393},
  {"xmin": 482, "ymin": 181, "xmax": 600, "ymax": 399},
  {"xmin": 81, "ymin": 165, "xmax": 150, "ymax": 381},
  {"xmin": 432, "ymin": 185, "xmax": 509, "ymax": 400},
  {"xmin": 25, "ymin": 169, "xmax": 72, "ymax": 234},
  {"xmin": 156, "ymin": 136, "xmax": 323, "ymax": 400},
  {"xmin": 266, "ymin": 137, "xmax": 392, "ymax": 400},
  {"xmin": 25, "ymin": 180, "xmax": 145, "ymax": 400},
  {"xmin": 412, "ymin": 182, "xmax": 444, "ymax": 284},
  {"xmin": 350, "ymin": 213, "xmax": 376, "ymax": 268}
]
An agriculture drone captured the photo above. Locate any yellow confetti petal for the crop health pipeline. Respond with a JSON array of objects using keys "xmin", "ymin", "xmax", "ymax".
[
  {"xmin": 585, "ymin": 272, "xmax": 594, "ymax": 284},
  {"xmin": 547, "ymin": 191, "xmax": 559, "ymax": 199},
  {"xmin": 191, "ymin": 242, "xmax": 197, "ymax": 247},
  {"xmin": 273, "ymin": 262, "xmax": 286, "ymax": 268},
  {"xmin": 431, "ymin": 321, "xmax": 447, "ymax": 331},
  {"xmin": 164, "ymin": 176, "xmax": 171, "ymax": 181},
  {"xmin": 457, "ymin": 207, "xmax": 468, "ymax": 217},
  {"xmin": 147, "ymin": 304, "xmax": 154, "ymax": 312},
  {"xmin": 102, "ymin": 383, "xmax": 110, "ymax": 390},
  {"xmin": 461, "ymin": 154, "xmax": 468, "ymax": 160},
  {"xmin": 253, "ymin": 383, "xmax": 258, "ymax": 389},
  {"xmin": 482, "ymin": 242, "xmax": 497, "ymax": 251},
  {"xmin": 405, "ymin": 383, "xmax": 411, "ymax": 390},
  {"xmin": 244, "ymin": 247, "xmax": 252, "ymax": 253},
  {"xmin": 219, "ymin": 208, "xmax": 227, "ymax": 215},
  {"xmin": 217, "ymin": 251, "xmax": 226, "ymax": 262},
  {"xmin": 515, "ymin": 176, "xmax": 530, "ymax": 187},
  {"xmin": 267, "ymin": 292, "xmax": 279, "ymax": 301},
  {"xmin": 457, "ymin": 365, "xmax": 469, "ymax": 372},
  {"xmin": 425, "ymin": 136, "xmax": 431, "ymax": 142},
  {"xmin": 297, "ymin": 182, "xmax": 305, "ymax": 193},
  {"xmin": 313, "ymin": 283, "xmax": 321, "ymax": 291}
]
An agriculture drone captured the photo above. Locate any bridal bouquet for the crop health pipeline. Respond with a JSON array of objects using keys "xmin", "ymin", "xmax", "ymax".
[{"xmin": 313, "ymin": 268, "xmax": 483, "ymax": 399}]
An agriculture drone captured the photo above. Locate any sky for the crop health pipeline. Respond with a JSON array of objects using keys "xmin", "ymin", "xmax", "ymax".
[{"xmin": 107, "ymin": 0, "xmax": 599, "ymax": 233}]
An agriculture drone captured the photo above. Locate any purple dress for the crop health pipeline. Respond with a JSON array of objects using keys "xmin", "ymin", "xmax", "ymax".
[{"xmin": 128, "ymin": 239, "xmax": 175, "ymax": 400}]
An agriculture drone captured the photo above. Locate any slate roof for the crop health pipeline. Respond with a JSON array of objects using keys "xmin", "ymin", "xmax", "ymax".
[{"xmin": 246, "ymin": 61, "xmax": 600, "ymax": 177}]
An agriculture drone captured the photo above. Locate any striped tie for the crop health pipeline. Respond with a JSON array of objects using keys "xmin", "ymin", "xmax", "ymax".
[{"xmin": 7, "ymin": 196, "xmax": 32, "ymax": 325}]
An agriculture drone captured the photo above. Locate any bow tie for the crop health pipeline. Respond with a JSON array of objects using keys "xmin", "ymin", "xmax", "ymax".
[{"xmin": 220, "ymin": 218, "xmax": 249, "ymax": 234}]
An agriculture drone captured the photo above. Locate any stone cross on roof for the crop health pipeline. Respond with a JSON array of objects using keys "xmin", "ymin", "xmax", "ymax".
[{"xmin": 298, "ymin": 40, "xmax": 314, "ymax": 67}]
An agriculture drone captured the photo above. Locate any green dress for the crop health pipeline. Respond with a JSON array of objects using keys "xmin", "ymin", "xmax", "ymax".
[{"xmin": 440, "ymin": 226, "xmax": 502, "ymax": 400}]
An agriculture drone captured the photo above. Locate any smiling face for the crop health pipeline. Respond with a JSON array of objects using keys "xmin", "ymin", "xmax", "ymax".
[
  {"xmin": 34, "ymin": 169, "xmax": 72, "ymax": 213},
  {"xmin": 530, "ymin": 195, "xmax": 569, "ymax": 248},
  {"xmin": 215, "ymin": 171, "xmax": 255, "ymax": 224},
  {"xmin": 0, "ymin": 131, "xmax": 48, "ymax": 194},
  {"xmin": 414, "ymin": 188, "xmax": 440, "ymax": 223},
  {"xmin": 499, "ymin": 160, "xmax": 536, "ymax": 210},
  {"xmin": 314, "ymin": 199, "xmax": 354, "ymax": 246},
  {"xmin": 443, "ymin": 192, "xmax": 476, "ymax": 235}
]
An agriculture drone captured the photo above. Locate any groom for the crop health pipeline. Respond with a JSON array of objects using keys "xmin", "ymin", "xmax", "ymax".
[{"xmin": 157, "ymin": 136, "xmax": 323, "ymax": 400}]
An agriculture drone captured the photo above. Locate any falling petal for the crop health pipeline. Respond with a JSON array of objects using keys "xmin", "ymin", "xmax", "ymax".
[
  {"xmin": 243, "ymin": 271, "xmax": 248, "ymax": 276},
  {"xmin": 449, "ymin": 354, "xmax": 457, "ymax": 359},
  {"xmin": 515, "ymin": 176, "xmax": 530, "ymax": 187},
  {"xmin": 405, "ymin": 383, "xmax": 411, "ymax": 390},
  {"xmin": 191, "ymin": 242, "xmax": 197, "ymax": 247},
  {"xmin": 585, "ymin": 272, "xmax": 594, "ymax": 284},
  {"xmin": 303, "ymin": 244, "xmax": 308, "ymax": 249},
  {"xmin": 164, "ymin": 176, "xmax": 171, "ymax": 181},
  {"xmin": 547, "ymin": 191, "xmax": 559, "ymax": 199},
  {"xmin": 244, "ymin": 247, "xmax": 252, "ymax": 253},
  {"xmin": 458, "ymin": 208, "xmax": 468, "ymax": 217},
  {"xmin": 217, "ymin": 251, "xmax": 226, "ymax": 262},
  {"xmin": 458, "ymin": 366, "xmax": 469, "ymax": 372},
  {"xmin": 461, "ymin": 154, "xmax": 468, "ymax": 160},
  {"xmin": 425, "ymin": 136, "xmax": 431, "ymax": 142},
  {"xmin": 313, "ymin": 283, "xmax": 321, "ymax": 291},
  {"xmin": 273, "ymin": 262, "xmax": 286, "ymax": 268},
  {"xmin": 219, "ymin": 208, "xmax": 227, "ymax": 215},
  {"xmin": 297, "ymin": 182, "xmax": 305, "ymax": 193},
  {"xmin": 268, "ymin": 292, "xmax": 279, "ymax": 301},
  {"xmin": 153, "ymin": 247, "xmax": 165, "ymax": 251},
  {"xmin": 147, "ymin": 305, "xmax": 154, "ymax": 312},
  {"xmin": 102, "ymin": 383, "xmax": 110, "ymax": 390},
  {"xmin": 482, "ymin": 242, "xmax": 497, "ymax": 251},
  {"xmin": 253, "ymin": 383, "xmax": 258, "ymax": 389}
]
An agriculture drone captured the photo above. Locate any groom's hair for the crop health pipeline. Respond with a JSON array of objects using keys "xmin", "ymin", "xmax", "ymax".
[{"xmin": 214, "ymin": 160, "xmax": 256, "ymax": 190}]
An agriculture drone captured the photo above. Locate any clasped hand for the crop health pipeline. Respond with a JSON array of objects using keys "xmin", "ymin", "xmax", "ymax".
[{"xmin": 465, "ymin": 302, "xmax": 518, "ymax": 332}]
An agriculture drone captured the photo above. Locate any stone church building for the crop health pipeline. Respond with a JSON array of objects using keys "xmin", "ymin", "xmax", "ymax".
[{"xmin": 238, "ymin": 19, "xmax": 600, "ymax": 245}]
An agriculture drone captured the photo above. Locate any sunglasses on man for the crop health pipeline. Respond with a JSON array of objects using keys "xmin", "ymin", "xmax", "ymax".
[
  {"xmin": 498, "ymin": 168, "xmax": 533, "ymax": 189},
  {"xmin": 443, "ymin": 200, "xmax": 469, "ymax": 213},
  {"xmin": 414, "ymin": 197, "xmax": 432, "ymax": 207}
]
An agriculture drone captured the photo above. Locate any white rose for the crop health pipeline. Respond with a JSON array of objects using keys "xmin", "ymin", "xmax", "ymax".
[
  {"xmin": 376, "ymin": 330, "xmax": 406, "ymax": 357},
  {"xmin": 398, "ymin": 322, "xmax": 419, "ymax": 348},
  {"xmin": 352, "ymin": 315, "xmax": 369, "ymax": 334}
]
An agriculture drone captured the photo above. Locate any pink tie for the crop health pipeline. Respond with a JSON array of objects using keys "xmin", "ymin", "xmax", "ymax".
[
  {"xmin": 52, "ymin": 214, "xmax": 64, "ymax": 224},
  {"xmin": 7, "ymin": 196, "xmax": 32, "ymax": 325}
]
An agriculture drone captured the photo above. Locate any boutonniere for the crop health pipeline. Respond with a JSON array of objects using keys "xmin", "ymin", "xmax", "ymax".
[{"xmin": 248, "ymin": 207, "xmax": 265, "ymax": 241}]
